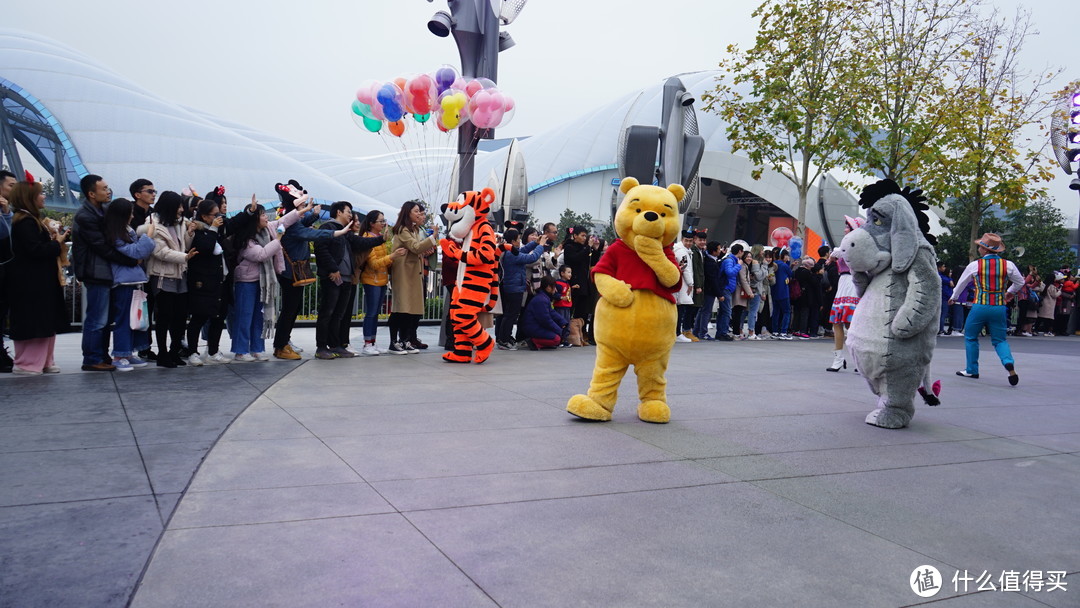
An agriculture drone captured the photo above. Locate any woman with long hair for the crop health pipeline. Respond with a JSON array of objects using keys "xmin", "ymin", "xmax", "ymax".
[
  {"xmin": 139, "ymin": 191, "xmax": 196, "ymax": 367},
  {"xmin": 103, "ymin": 198, "xmax": 156, "ymax": 371},
  {"xmin": 561, "ymin": 225, "xmax": 592, "ymax": 345},
  {"xmin": 826, "ymin": 215, "xmax": 863, "ymax": 371},
  {"xmin": 357, "ymin": 209, "xmax": 406, "ymax": 355},
  {"xmin": 388, "ymin": 200, "xmax": 439, "ymax": 354},
  {"xmin": 5, "ymin": 180, "xmax": 69, "ymax": 374},
  {"xmin": 184, "ymin": 198, "xmax": 228, "ymax": 365}
]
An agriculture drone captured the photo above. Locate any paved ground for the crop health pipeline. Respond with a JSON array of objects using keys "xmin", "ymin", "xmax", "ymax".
[{"xmin": 2, "ymin": 329, "xmax": 1078, "ymax": 607}]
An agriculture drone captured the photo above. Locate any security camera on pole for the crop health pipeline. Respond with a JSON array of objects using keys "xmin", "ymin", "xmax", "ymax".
[{"xmin": 427, "ymin": 0, "xmax": 526, "ymax": 195}]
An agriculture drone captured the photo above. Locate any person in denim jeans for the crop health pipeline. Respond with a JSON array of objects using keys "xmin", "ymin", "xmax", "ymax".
[
  {"xmin": 71, "ymin": 175, "xmax": 139, "ymax": 371},
  {"xmin": 770, "ymin": 248, "xmax": 793, "ymax": 339},
  {"xmin": 717, "ymin": 243, "xmax": 743, "ymax": 341},
  {"xmin": 103, "ymin": 198, "xmax": 155, "ymax": 371},
  {"xmin": 356, "ymin": 210, "xmax": 405, "ymax": 355}
]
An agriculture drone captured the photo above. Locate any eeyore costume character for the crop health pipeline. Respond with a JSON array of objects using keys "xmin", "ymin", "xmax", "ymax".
[{"xmin": 839, "ymin": 180, "xmax": 940, "ymax": 429}]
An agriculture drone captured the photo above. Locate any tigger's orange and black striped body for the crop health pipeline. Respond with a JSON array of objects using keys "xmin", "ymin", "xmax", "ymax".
[{"xmin": 440, "ymin": 188, "xmax": 500, "ymax": 364}]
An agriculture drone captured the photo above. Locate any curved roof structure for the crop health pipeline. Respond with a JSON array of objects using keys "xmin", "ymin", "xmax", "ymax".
[{"xmin": 0, "ymin": 29, "xmax": 394, "ymax": 214}]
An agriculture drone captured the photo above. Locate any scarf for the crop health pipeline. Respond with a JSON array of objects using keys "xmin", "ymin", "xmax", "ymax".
[{"xmin": 254, "ymin": 229, "xmax": 280, "ymax": 339}]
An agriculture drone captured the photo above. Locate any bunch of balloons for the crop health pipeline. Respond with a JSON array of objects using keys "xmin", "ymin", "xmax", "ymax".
[{"xmin": 350, "ymin": 65, "xmax": 515, "ymax": 138}]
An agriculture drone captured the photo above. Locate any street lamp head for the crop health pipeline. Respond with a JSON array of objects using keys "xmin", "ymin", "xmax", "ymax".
[
  {"xmin": 498, "ymin": 30, "xmax": 515, "ymax": 52},
  {"xmin": 1069, "ymin": 178, "xmax": 1080, "ymax": 191},
  {"xmin": 428, "ymin": 10, "xmax": 453, "ymax": 37}
]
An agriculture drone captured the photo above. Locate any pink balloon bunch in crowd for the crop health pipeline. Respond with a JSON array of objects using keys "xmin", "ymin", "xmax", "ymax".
[{"xmin": 349, "ymin": 65, "xmax": 515, "ymax": 137}]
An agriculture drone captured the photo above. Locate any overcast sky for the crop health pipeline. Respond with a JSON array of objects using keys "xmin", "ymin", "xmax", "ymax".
[{"xmin": 5, "ymin": 0, "xmax": 1076, "ymax": 223}]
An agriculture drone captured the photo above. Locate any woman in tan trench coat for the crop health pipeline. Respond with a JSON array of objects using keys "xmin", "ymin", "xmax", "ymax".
[{"xmin": 388, "ymin": 200, "xmax": 439, "ymax": 354}]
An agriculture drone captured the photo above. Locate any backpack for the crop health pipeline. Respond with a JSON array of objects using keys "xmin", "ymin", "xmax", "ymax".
[{"xmin": 788, "ymin": 277, "xmax": 802, "ymax": 301}]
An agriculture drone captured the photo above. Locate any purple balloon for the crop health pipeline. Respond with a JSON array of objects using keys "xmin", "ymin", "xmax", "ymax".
[{"xmin": 435, "ymin": 67, "xmax": 457, "ymax": 93}]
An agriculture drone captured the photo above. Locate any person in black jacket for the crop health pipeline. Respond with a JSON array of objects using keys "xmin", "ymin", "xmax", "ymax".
[
  {"xmin": 184, "ymin": 198, "xmax": 229, "ymax": 365},
  {"xmin": 694, "ymin": 241, "xmax": 724, "ymax": 340},
  {"xmin": 312, "ymin": 201, "xmax": 384, "ymax": 358},
  {"xmin": 71, "ymin": 174, "xmax": 138, "ymax": 372},
  {"xmin": 6, "ymin": 180, "xmax": 70, "ymax": 374}
]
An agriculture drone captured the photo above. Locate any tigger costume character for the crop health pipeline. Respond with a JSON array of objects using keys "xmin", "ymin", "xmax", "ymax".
[{"xmin": 440, "ymin": 188, "xmax": 500, "ymax": 364}]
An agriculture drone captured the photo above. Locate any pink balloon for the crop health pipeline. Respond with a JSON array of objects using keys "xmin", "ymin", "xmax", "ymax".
[
  {"xmin": 356, "ymin": 80, "xmax": 381, "ymax": 105},
  {"xmin": 503, "ymin": 95, "xmax": 515, "ymax": 112},
  {"xmin": 464, "ymin": 80, "xmax": 484, "ymax": 98}
]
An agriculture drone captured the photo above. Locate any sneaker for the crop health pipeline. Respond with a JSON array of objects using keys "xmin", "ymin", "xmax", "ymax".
[
  {"xmin": 675, "ymin": 334, "xmax": 692, "ymax": 343},
  {"xmin": 781, "ymin": 334, "xmax": 795, "ymax": 341},
  {"xmin": 404, "ymin": 341, "xmax": 421, "ymax": 354},
  {"xmin": 43, "ymin": 365, "xmax": 61, "ymax": 374},
  {"xmin": 137, "ymin": 349, "xmax": 158, "ymax": 361},
  {"xmin": 253, "ymin": 352, "xmax": 270, "ymax": 362},
  {"xmin": 717, "ymin": 334, "xmax": 734, "ymax": 341},
  {"xmin": 361, "ymin": 344, "xmax": 381, "ymax": 356},
  {"xmin": 156, "ymin": 354, "xmax": 178, "ymax": 368},
  {"xmin": 388, "ymin": 342, "xmax": 409, "ymax": 355},
  {"xmin": 112, "ymin": 358, "xmax": 134, "ymax": 372},
  {"xmin": 288, "ymin": 341, "xmax": 304, "ymax": 353},
  {"xmin": 186, "ymin": 353, "xmax": 205, "ymax": 367},
  {"xmin": 798, "ymin": 334, "xmax": 811, "ymax": 340},
  {"xmin": 12, "ymin": 367, "xmax": 42, "ymax": 376},
  {"xmin": 343, "ymin": 346, "xmax": 360, "ymax": 356},
  {"xmin": 1020, "ymin": 332, "xmax": 1033, "ymax": 337},
  {"xmin": 682, "ymin": 330, "xmax": 699, "ymax": 343},
  {"xmin": 331, "ymin": 347, "xmax": 356, "ymax": 358},
  {"xmin": 411, "ymin": 339, "xmax": 429, "ymax": 350},
  {"xmin": 496, "ymin": 341, "xmax": 517, "ymax": 351},
  {"xmin": 274, "ymin": 345, "xmax": 302, "ymax": 360},
  {"xmin": 127, "ymin": 356, "xmax": 150, "ymax": 368},
  {"xmin": 559, "ymin": 343, "xmax": 573, "ymax": 348},
  {"xmin": 208, "ymin": 352, "xmax": 231, "ymax": 364},
  {"xmin": 955, "ymin": 370, "xmax": 979, "ymax": 379},
  {"xmin": 233, "ymin": 353, "xmax": 257, "ymax": 363}
]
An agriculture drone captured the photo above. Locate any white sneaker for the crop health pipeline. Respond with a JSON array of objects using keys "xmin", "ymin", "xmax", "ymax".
[
  {"xmin": 12, "ymin": 367, "xmax": 42, "ymax": 376},
  {"xmin": 675, "ymin": 334, "xmax": 692, "ymax": 343},
  {"xmin": 207, "ymin": 352, "xmax": 230, "ymax": 364},
  {"xmin": 289, "ymin": 341, "xmax": 304, "ymax": 353},
  {"xmin": 344, "ymin": 346, "xmax": 360, "ymax": 355},
  {"xmin": 361, "ymin": 344, "xmax": 381, "ymax": 356},
  {"xmin": 43, "ymin": 365, "xmax": 61, "ymax": 373},
  {"xmin": 253, "ymin": 352, "xmax": 270, "ymax": 362},
  {"xmin": 234, "ymin": 353, "xmax": 257, "ymax": 363},
  {"xmin": 186, "ymin": 353, "xmax": 204, "ymax": 367}
]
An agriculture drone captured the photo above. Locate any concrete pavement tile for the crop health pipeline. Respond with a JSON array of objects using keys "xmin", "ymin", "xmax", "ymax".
[
  {"xmin": 696, "ymin": 437, "xmax": 1057, "ymax": 481},
  {"xmin": 373, "ymin": 460, "xmax": 737, "ymax": 512},
  {"xmin": 405, "ymin": 484, "xmax": 952, "ymax": 607},
  {"xmin": 1019, "ymin": 572, "xmax": 1079, "ymax": 608},
  {"xmin": 0, "ymin": 421, "xmax": 134, "ymax": 453},
  {"xmin": 220, "ymin": 402, "xmax": 315, "ymax": 441},
  {"xmin": 186, "ymin": 437, "xmax": 362, "ymax": 492},
  {"xmin": 611, "ymin": 412, "xmax": 994, "ymax": 459},
  {"xmin": 130, "ymin": 514, "xmax": 496, "ymax": 608},
  {"xmin": 128, "ymin": 415, "xmax": 236, "ymax": 445},
  {"xmin": 285, "ymin": 398, "xmax": 569, "ymax": 438},
  {"xmin": 0, "ymin": 373, "xmax": 117, "ymax": 395},
  {"xmin": 1008, "ymin": 433, "xmax": 1080, "ymax": 454},
  {"xmin": 0, "ymin": 391, "xmax": 126, "ymax": 426},
  {"xmin": 908, "ymin": 590, "xmax": 1054, "ymax": 606},
  {"xmin": 225, "ymin": 361, "xmax": 304, "ymax": 391},
  {"xmin": 119, "ymin": 389, "xmax": 257, "ymax": 421},
  {"xmin": 266, "ymin": 377, "xmax": 523, "ymax": 407},
  {"xmin": 169, "ymin": 483, "xmax": 394, "ymax": 528},
  {"xmin": 0, "ymin": 496, "xmax": 162, "ymax": 608},
  {"xmin": 929, "ymin": 405, "xmax": 1080, "ymax": 437},
  {"xmin": 0, "ymin": 446, "xmax": 152, "ymax": 506},
  {"xmin": 140, "ymin": 442, "xmax": 212, "ymax": 494},
  {"xmin": 155, "ymin": 492, "xmax": 183, "ymax": 524},
  {"xmin": 754, "ymin": 455, "xmax": 1080, "ymax": 573},
  {"xmin": 323, "ymin": 425, "xmax": 679, "ymax": 482}
]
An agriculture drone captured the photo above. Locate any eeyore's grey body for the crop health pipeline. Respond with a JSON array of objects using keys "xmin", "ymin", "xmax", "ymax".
[{"xmin": 840, "ymin": 192, "xmax": 940, "ymax": 429}]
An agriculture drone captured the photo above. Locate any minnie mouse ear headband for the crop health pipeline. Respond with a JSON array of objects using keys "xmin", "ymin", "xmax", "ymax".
[
  {"xmin": 204, "ymin": 185, "xmax": 226, "ymax": 203},
  {"xmin": 844, "ymin": 215, "xmax": 864, "ymax": 231},
  {"xmin": 275, "ymin": 180, "xmax": 306, "ymax": 205},
  {"xmin": 504, "ymin": 220, "xmax": 525, "ymax": 231},
  {"xmin": 24, "ymin": 170, "xmax": 34, "ymax": 183}
]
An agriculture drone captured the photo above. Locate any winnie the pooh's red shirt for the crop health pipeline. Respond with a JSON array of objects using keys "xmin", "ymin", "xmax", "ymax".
[{"xmin": 591, "ymin": 239, "xmax": 682, "ymax": 303}]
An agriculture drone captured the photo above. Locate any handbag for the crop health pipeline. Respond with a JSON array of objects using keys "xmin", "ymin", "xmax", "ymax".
[
  {"xmin": 130, "ymin": 288, "xmax": 150, "ymax": 331},
  {"xmin": 568, "ymin": 318, "xmax": 585, "ymax": 346},
  {"xmin": 282, "ymin": 248, "xmax": 316, "ymax": 287}
]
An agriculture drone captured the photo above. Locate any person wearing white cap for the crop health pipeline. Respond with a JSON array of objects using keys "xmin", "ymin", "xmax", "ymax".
[{"xmin": 949, "ymin": 233, "xmax": 1024, "ymax": 385}]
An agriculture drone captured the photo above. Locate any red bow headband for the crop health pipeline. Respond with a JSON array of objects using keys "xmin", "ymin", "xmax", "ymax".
[
  {"xmin": 24, "ymin": 170, "xmax": 34, "ymax": 183},
  {"xmin": 214, "ymin": 185, "xmax": 225, "ymax": 196}
]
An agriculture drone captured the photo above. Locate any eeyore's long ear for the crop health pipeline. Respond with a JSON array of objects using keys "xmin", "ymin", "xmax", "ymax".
[{"xmin": 889, "ymin": 196, "xmax": 922, "ymax": 273}]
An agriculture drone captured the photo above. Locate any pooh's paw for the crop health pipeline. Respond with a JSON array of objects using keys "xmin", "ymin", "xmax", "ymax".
[
  {"xmin": 567, "ymin": 395, "xmax": 612, "ymax": 421},
  {"xmin": 637, "ymin": 400, "xmax": 670, "ymax": 424}
]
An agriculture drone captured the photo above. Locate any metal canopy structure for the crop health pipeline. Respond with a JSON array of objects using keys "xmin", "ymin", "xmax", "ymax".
[{"xmin": 0, "ymin": 78, "xmax": 84, "ymax": 208}]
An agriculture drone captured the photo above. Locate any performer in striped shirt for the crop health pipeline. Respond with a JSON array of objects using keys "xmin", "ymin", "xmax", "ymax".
[{"xmin": 949, "ymin": 233, "xmax": 1024, "ymax": 385}]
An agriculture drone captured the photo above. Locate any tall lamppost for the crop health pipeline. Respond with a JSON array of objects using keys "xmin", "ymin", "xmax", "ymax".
[{"xmin": 427, "ymin": 0, "xmax": 526, "ymax": 193}]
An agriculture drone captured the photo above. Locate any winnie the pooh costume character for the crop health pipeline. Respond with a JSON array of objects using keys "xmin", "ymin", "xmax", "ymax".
[{"xmin": 566, "ymin": 177, "xmax": 685, "ymax": 423}]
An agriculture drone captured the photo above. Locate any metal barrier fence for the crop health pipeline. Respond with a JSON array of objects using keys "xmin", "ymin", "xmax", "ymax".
[{"xmin": 64, "ymin": 259, "xmax": 445, "ymax": 327}]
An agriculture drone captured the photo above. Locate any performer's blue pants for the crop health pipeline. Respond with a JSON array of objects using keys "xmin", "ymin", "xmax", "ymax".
[{"xmin": 963, "ymin": 304, "xmax": 1014, "ymax": 375}]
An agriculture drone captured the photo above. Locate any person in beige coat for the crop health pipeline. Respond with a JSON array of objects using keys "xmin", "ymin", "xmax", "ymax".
[
  {"xmin": 1037, "ymin": 277, "xmax": 1060, "ymax": 336},
  {"xmin": 388, "ymin": 200, "xmax": 439, "ymax": 354},
  {"xmin": 137, "ymin": 191, "xmax": 196, "ymax": 367},
  {"xmin": 731, "ymin": 252, "xmax": 756, "ymax": 337}
]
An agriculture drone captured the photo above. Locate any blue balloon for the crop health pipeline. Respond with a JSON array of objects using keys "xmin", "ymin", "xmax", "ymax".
[
  {"xmin": 377, "ymin": 84, "xmax": 405, "ymax": 122},
  {"xmin": 789, "ymin": 236, "xmax": 803, "ymax": 261}
]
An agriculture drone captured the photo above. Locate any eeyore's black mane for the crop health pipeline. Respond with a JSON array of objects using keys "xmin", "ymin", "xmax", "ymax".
[{"xmin": 858, "ymin": 179, "xmax": 937, "ymax": 246}]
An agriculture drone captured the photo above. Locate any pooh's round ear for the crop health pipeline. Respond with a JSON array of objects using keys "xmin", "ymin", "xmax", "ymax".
[
  {"xmin": 619, "ymin": 177, "xmax": 640, "ymax": 194},
  {"xmin": 667, "ymin": 183, "xmax": 686, "ymax": 202},
  {"xmin": 480, "ymin": 187, "xmax": 496, "ymax": 206}
]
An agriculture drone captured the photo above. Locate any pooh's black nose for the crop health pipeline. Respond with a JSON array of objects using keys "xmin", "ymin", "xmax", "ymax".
[{"xmin": 644, "ymin": 211, "xmax": 659, "ymax": 222}]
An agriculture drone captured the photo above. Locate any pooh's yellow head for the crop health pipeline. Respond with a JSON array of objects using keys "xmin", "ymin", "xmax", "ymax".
[{"xmin": 614, "ymin": 177, "xmax": 685, "ymax": 248}]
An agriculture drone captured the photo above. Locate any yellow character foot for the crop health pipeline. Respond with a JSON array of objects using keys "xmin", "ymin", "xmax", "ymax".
[
  {"xmin": 637, "ymin": 400, "xmax": 670, "ymax": 424},
  {"xmin": 567, "ymin": 394, "xmax": 612, "ymax": 421}
]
